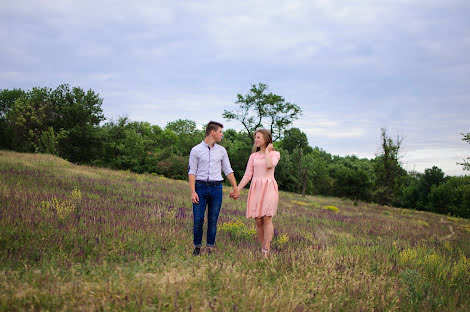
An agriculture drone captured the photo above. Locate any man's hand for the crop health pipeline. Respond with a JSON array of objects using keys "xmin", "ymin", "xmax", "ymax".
[
  {"xmin": 230, "ymin": 188, "xmax": 240, "ymax": 200},
  {"xmin": 191, "ymin": 192, "xmax": 199, "ymax": 204}
]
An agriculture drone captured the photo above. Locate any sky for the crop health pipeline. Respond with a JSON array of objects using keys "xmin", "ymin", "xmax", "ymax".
[{"xmin": 1, "ymin": 0, "xmax": 469, "ymax": 176}]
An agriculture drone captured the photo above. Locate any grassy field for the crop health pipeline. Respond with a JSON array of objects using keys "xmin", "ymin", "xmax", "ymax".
[{"xmin": 0, "ymin": 150, "xmax": 469, "ymax": 311}]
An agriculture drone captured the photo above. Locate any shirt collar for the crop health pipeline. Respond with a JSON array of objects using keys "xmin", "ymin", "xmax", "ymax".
[{"xmin": 201, "ymin": 141, "xmax": 217, "ymax": 149}]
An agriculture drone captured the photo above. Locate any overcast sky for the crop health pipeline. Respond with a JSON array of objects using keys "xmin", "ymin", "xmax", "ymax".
[{"xmin": 1, "ymin": 0, "xmax": 469, "ymax": 175}]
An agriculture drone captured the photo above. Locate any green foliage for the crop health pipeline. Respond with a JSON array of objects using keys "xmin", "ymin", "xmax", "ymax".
[
  {"xmin": 40, "ymin": 188, "xmax": 82, "ymax": 221},
  {"xmin": 400, "ymin": 269, "xmax": 430, "ymax": 308},
  {"xmin": 1, "ymin": 85, "xmax": 104, "ymax": 162},
  {"xmin": 373, "ymin": 128, "xmax": 406, "ymax": 205},
  {"xmin": 427, "ymin": 176, "xmax": 470, "ymax": 218},
  {"xmin": 218, "ymin": 220, "xmax": 256, "ymax": 243},
  {"xmin": 0, "ymin": 88, "xmax": 25, "ymax": 149},
  {"xmin": 7, "ymin": 87, "xmax": 55, "ymax": 152},
  {"xmin": 51, "ymin": 84, "xmax": 105, "ymax": 163},
  {"xmin": 273, "ymin": 148, "xmax": 298, "ymax": 192},
  {"xmin": 165, "ymin": 119, "xmax": 204, "ymax": 156},
  {"xmin": 323, "ymin": 205, "xmax": 339, "ymax": 212},
  {"xmin": 223, "ymin": 83, "xmax": 302, "ymax": 141},
  {"xmin": 279, "ymin": 127, "xmax": 312, "ymax": 154},
  {"xmin": 272, "ymin": 233, "xmax": 289, "ymax": 250},
  {"xmin": 458, "ymin": 132, "xmax": 470, "ymax": 171},
  {"xmin": 329, "ymin": 156, "xmax": 373, "ymax": 201},
  {"xmin": 1, "ymin": 86, "xmax": 468, "ymax": 219},
  {"xmin": 221, "ymin": 129, "xmax": 252, "ymax": 181}
]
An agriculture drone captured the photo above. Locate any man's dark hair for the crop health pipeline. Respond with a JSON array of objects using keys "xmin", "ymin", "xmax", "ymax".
[{"xmin": 205, "ymin": 121, "xmax": 223, "ymax": 137}]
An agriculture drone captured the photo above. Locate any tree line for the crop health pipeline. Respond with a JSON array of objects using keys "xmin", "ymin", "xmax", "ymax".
[{"xmin": 1, "ymin": 84, "xmax": 469, "ymax": 218}]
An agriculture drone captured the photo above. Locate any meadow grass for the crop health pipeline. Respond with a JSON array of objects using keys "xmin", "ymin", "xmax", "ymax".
[{"xmin": 0, "ymin": 150, "xmax": 469, "ymax": 311}]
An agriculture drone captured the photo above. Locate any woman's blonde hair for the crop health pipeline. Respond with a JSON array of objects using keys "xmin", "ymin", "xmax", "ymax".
[{"xmin": 252, "ymin": 129, "xmax": 274, "ymax": 153}]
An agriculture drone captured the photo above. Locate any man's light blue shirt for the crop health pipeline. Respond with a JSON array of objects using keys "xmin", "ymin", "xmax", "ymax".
[{"xmin": 188, "ymin": 141, "xmax": 234, "ymax": 181}]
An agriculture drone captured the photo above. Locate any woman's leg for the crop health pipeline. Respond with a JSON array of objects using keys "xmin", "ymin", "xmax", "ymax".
[
  {"xmin": 262, "ymin": 216, "xmax": 273, "ymax": 252},
  {"xmin": 254, "ymin": 217, "xmax": 264, "ymax": 247}
]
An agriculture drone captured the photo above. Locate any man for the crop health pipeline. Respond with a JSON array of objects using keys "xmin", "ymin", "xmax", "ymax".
[{"xmin": 188, "ymin": 121, "xmax": 239, "ymax": 255}]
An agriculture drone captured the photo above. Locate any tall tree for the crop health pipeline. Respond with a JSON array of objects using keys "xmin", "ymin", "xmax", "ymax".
[
  {"xmin": 223, "ymin": 83, "xmax": 302, "ymax": 142},
  {"xmin": 279, "ymin": 127, "xmax": 312, "ymax": 154},
  {"xmin": 165, "ymin": 119, "xmax": 204, "ymax": 156},
  {"xmin": 7, "ymin": 87, "xmax": 55, "ymax": 152},
  {"xmin": 51, "ymin": 84, "xmax": 105, "ymax": 163},
  {"xmin": 292, "ymin": 148, "xmax": 327, "ymax": 197},
  {"xmin": 0, "ymin": 88, "xmax": 26, "ymax": 149},
  {"xmin": 374, "ymin": 128, "xmax": 405, "ymax": 205},
  {"xmin": 458, "ymin": 132, "xmax": 470, "ymax": 171}
]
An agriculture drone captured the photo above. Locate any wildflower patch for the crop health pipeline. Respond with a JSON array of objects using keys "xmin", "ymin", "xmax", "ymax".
[
  {"xmin": 219, "ymin": 220, "xmax": 256, "ymax": 242},
  {"xmin": 273, "ymin": 233, "xmax": 289, "ymax": 250},
  {"xmin": 39, "ymin": 188, "xmax": 82, "ymax": 220},
  {"xmin": 416, "ymin": 220, "xmax": 430, "ymax": 227},
  {"xmin": 323, "ymin": 205, "xmax": 339, "ymax": 213}
]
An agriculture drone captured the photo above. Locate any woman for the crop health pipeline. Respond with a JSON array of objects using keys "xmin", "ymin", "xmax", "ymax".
[{"xmin": 236, "ymin": 129, "xmax": 280, "ymax": 257}]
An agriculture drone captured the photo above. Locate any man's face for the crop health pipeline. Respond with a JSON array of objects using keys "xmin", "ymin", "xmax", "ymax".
[{"xmin": 212, "ymin": 127, "xmax": 224, "ymax": 142}]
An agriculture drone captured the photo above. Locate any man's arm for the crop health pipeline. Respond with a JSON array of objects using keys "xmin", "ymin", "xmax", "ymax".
[
  {"xmin": 188, "ymin": 148, "xmax": 199, "ymax": 204},
  {"xmin": 189, "ymin": 174, "xmax": 199, "ymax": 204},
  {"xmin": 221, "ymin": 149, "xmax": 239, "ymax": 199},
  {"xmin": 226, "ymin": 173, "xmax": 239, "ymax": 199}
]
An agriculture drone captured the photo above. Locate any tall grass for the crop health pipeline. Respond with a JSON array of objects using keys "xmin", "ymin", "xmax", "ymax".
[{"xmin": 0, "ymin": 150, "xmax": 469, "ymax": 311}]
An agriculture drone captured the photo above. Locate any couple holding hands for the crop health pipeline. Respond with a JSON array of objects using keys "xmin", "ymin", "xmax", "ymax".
[{"xmin": 188, "ymin": 121, "xmax": 280, "ymax": 257}]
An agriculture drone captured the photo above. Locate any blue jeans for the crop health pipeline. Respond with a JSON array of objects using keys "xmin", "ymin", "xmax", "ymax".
[{"xmin": 193, "ymin": 181, "xmax": 223, "ymax": 247}]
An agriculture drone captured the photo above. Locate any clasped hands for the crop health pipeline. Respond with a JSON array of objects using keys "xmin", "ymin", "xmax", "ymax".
[{"xmin": 229, "ymin": 187, "xmax": 240, "ymax": 200}]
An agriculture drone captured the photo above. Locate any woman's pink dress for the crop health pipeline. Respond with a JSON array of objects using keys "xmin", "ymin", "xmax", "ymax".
[{"xmin": 241, "ymin": 151, "xmax": 281, "ymax": 218}]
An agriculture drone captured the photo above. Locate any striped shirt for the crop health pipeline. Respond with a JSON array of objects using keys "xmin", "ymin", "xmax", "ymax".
[{"xmin": 188, "ymin": 141, "xmax": 234, "ymax": 181}]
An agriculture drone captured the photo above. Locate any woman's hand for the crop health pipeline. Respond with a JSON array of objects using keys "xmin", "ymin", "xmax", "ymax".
[{"xmin": 266, "ymin": 143, "xmax": 274, "ymax": 152}]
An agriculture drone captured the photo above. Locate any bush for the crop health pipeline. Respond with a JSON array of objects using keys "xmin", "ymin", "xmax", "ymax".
[
  {"xmin": 219, "ymin": 220, "xmax": 256, "ymax": 243},
  {"xmin": 323, "ymin": 205, "xmax": 339, "ymax": 213}
]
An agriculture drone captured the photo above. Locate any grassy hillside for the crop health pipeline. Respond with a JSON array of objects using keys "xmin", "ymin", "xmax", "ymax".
[{"xmin": 0, "ymin": 150, "xmax": 469, "ymax": 311}]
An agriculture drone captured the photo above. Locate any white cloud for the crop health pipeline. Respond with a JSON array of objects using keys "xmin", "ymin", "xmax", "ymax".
[{"xmin": 1, "ymin": 0, "xmax": 470, "ymax": 176}]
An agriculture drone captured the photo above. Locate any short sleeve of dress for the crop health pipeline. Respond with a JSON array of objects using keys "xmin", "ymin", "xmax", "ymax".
[{"xmin": 271, "ymin": 151, "xmax": 280, "ymax": 167}]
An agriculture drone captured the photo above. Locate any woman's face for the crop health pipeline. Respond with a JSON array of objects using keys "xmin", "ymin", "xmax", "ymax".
[{"xmin": 255, "ymin": 132, "xmax": 266, "ymax": 148}]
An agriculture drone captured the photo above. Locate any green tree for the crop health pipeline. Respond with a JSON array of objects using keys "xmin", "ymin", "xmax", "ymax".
[
  {"xmin": 97, "ymin": 117, "xmax": 161, "ymax": 172},
  {"xmin": 7, "ymin": 87, "xmax": 55, "ymax": 152},
  {"xmin": 427, "ymin": 176, "xmax": 470, "ymax": 218},
  {"xmin": 293, "ymin": 149, "xmax": 327, "ymax": 197},
  {"xmin": 0, "ymin": 88, "xmax": 26, "ymax": 149},
  {"xmin": 458, "ymin": 132, "xmax": 470, "ymax": 171},
  {"xmin": 220, "ymin": 129, "xmax": 252, "ymax": 182},
  {"xmin": 50, "ymin": 84, "xmax": 105, "ymax": 163},
  {"xmin": 223, "ymin": 83, "xmax": 302, "ymax": 142},
  {"xmin": 165, "ymin": 119, "xmax": 197, "ymax": 136},
  {"xmin": 373, "ymin": 128, "xmax": 406, "ymax": 205},
  {"xmin": 329, "ymin": 156, "xmax": 373, "ymax": 201},
  {"xmin": 279, "ymin": 127, "xmax": 312, "ymax": 154},
  {"xmin": 395, "ymin": 171, "xmax": 420, "ymax": 209},
  {"xmin": 165, "ymin": 119, "xmax": 204, "ymax": 156},
  {"xmin": 416, "ymin": 166, "xmax": 447, "ymax": 210}
]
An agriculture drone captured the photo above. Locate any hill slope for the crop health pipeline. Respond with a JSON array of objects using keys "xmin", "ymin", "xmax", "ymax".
[{"xmin": 1, "ymin": 150, "xmax": 469, "ymax": 311}]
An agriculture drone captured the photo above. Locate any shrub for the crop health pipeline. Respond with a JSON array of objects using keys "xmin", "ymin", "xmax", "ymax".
[
  {"xmin": 272, "ymin": 233, "xmax": 289, "ymax": 250},
  {"xmin": 292, "ymin": 200, "xmax": 309, "ymax": 206},
  {"xmin": 416, "ymin": 220, "xmax": 429, "ymax": 227},
  {"xmin": 39, "ymin": 188, "xmax": 82, "ymax": 220},
  {"xmin": 451, "ymin": 254, "xmax": 470, "ymax": 287},
  {"xmin": 323, "ymin": 205, "xmax": 339, "ymax": 213},
  {"xmin": 219, "ymin": 220, "xmax": 256, "ymax": 242}
]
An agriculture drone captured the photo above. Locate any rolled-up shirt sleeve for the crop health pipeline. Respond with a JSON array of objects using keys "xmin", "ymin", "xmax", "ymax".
[
  {"xmin": 221, "ymin": 149, "xmax": 234, "ymax": 176},
  {"xmin": 188, "ymin": 148, "xmax": 198, "ymax": 176}
]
